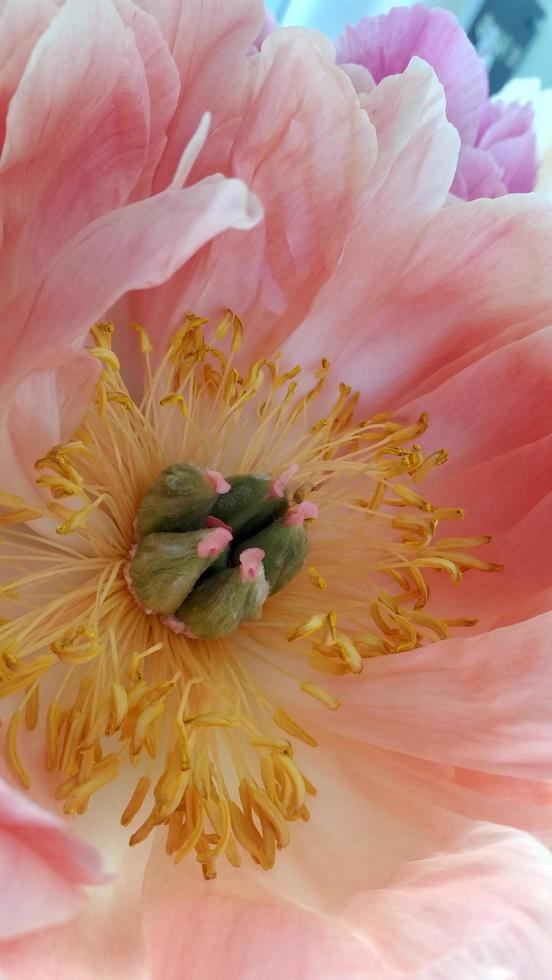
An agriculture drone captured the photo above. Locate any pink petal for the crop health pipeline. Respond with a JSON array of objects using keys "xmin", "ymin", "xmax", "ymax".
[
  {"xmin": 4, "ymin": 175, "xmax": 261, "ymax": 391},
  {"xmin": 138, "ymin": 0, "xmax": 264, "ymax": 193},
  {"xmin": 336, "ymin": 4, "xmax": 488, "ymax": 144},
  {"xmin": 0, "ymin": 0, "xmax": 59, "ymax": 152},
  {"xmin": 0, "ymin": 175, "xmax": 260, "ymax": 498},
  {"xmin": 0, "ymin": 0, "xmax": 152, "ymax": 301},
  {"xmin": 131, "ymin": 28, "xmax": 376, "ymax": 355},
  {"xmin": 285, "ymin": 192, "xmax": 552, "ymax": 409},
  {"xmin": 0, "ymin": 777, "xmax": 107, "ymax": 941},
  {"xmin": 303, "ymin": 613, "xmax": 552, "ymax": 782},
  {"xmin": 112, "ymin": 0, "xmax": 181, "ymax": 201},
  {"xmin": 250, "ymin": 6, "xmax": 278, "ymax": 53},
  {"xmin": 451, "ymin": 144, "xmax": 507, "ymax": 200},
  {"xmin": 4, "ymin": 354, "xmax": 100, "ymax": 502}
]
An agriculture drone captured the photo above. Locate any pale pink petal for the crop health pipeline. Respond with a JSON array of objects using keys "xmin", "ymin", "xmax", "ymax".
[
  {"xmin": 396, "ymin": 329, "xmax": 552, "ymax": 630},
  {"xmin": 0, "ymin": 777, "xmax": 107, "ymax": 941},
  {"xmin": 0, "ymin": 0, "xmax": 152, "ymax": 301},
  {"xmin": 135, "ymin": 0, "xmax": 264, "ymax": 192},
  {"xmin": 451, "ymin": 144, "xmax": 507, "ymax": 199},
  {"xmin": 4, "ymin": 354, "xmax": 101, "ymax": 501},
  {"xmin": 3, "ymin": 175, "xmax": 262, "ymax": 389},
  {"xmin": 131, "ymin": 29, "xmax": 376, "ymax": 354},
  {"xmin": 112, "ymin": 0, "xmax": 181, "ymax": 200},
  {"xmin": 336, "ymin": 4, "xmax": 488, "ymax": 143},
  {"xmin": 299, "ymin": 613, "xmax": 552, "ymax": 782},
  {"xmin": 285, "ymin": 192, "xmax": 552, "ymax": 408},
  {"xmin": 0, "ymin": 175, "xmax": 260, "ymax": 498},
  {"xmin": 250, "ymin": 6, "xmax": 278, "ymax": 53},
  {"xmin": 0, "ymin": 0, "xmax": 59, "ymax": 151}
]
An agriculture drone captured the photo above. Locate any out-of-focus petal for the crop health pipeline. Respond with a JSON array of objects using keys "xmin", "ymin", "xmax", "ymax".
[
  {"xmin": 0, "ymin": 777, "xmax": 107, "ymax": 941},
  {"xmin": 451, "ymin": 144, "xmax": 507, "ymax": 199},
  {"xmin": 336, "ymin": 4, "xmax": 488, "ymax": 143}
]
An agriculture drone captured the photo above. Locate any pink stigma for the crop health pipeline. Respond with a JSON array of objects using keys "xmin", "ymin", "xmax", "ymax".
[
  {"xmin": 269, "ymin": 463, "xmax": 299, "ymax": 498},
  {"xmin": 205, "ymin": 469, "xmax": 231, "ymax": 494},
  {"xmin": 283, "ymin": 501, "xmax": 319, "ymax": 526},
  {"xmin": 239, "ymin": 547, "xmax": 265, "ymax": 582},
  {"xmin": 161, "ymin": 615, "xmax": 197, "ymax": 638},
  {"xmin": 197, "ymin": 527, "xmax": 233, "ymax": 558},
  {"xmin": 206, "ymin": 515, "xmax": 233, "ymax": 532}
]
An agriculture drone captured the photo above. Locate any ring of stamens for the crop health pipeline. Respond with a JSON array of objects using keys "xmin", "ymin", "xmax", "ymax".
[{"xmin": 0, "ymin": 312, "xmax": 501, "ymax": 877}]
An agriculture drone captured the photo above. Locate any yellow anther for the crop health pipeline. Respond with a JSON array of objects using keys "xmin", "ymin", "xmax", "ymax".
[
  {"xmin": 300, "ymin": 682, "xmax": 340, "ymax": 710},
  {"xmin": 273, "ymin": 709, "xmax": 318, "ymax": 748},
  {"xmin": 107, "ymin": 391, "xmax": 134, "ymax": 411},
  {"xmin": 51, "ymin": 625, "xmax": 100, "ymax": 664},
  {"xmin": 121, "ymin": 776, "xmax": 152, "ymax": 826},
  {"xmin": 185, "ymin": 712, "xmax": 241, "ymax": 729},
  {"xmin": 334, "ymin": 634, "xmax": 363, "ymax": 673},
  {"xmin": 230, "ymin": 313, "xmax": 244, "ymax": 352},
  {"xmin": 307, "ymin": 566, "xmax": 327, "ymax": 590},
  {"xmin": 55, "ymin": 494, "xmax": 106, "ymax": 535},
  {"xmin": 287, "ymin": 613, "xmax": 326, "ymax": 642},
  {"xmin": 130, "ymin": 321, "xmax": 153, "ymax": 353},
  {"xmin": 160, "ymin": 393, "xmax": 189, "ymax": 416},
  {"xmin": 6, "ymin": 711, "xmax": 30, "ymax": 788},
  {"xmin": 25, "ymin": 685, "xmax": 40, "ymax": 731},
  {"xmin": 90, "ymin": 320, "xmax": 115, "ymax": 347},
  {"xmin": 36, "ymin": 475, "xmax": 83, "ymax": 499},
  {"xmin": 86, "ymin": 347, "xmax": 120, "ymax": 372},
  {"xmin": 108, "ymin": 682, "xmax": 128, "ymax": 733},
  {"xmin": 214, "ymin": 308, "xmax": 234, "ymax": 340}
]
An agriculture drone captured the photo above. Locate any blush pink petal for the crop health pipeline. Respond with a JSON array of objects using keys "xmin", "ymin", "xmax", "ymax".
[
  {"xmin": 336, "ymin": 3, "xmax": 488, "ymax": 144},
  {"xmin": 0, "ymin": 777, "xmax": 107, "ymax": 941},
  {"xmin": 299, "ymin": 613, "xmax": 552, "ymax": 782},
  {"xmin": 130, "ymin": 28, "xmax": 377, "ymax": 356},
  {"xmin": 112, "ymin": 0, "xmax": 181, "ymax": 201},
  {"xmin": 451, "ymin": 144, "xmax": 507, "ymax": 199},
  {"xmin": 0, "ymin": 175, "xmax": 261, "ymax": 498},
  {"xmin": 0, "ymin": 0, "xmax": 60, "ymax": 151},
  {"xmin": 135, "ymin": 0, "xmax": 264, "ymax": 193},
  {"xmin": 0, "ymin": 0, "xmax": 153, "ymax": 301},
  {"xmin": 286, "ymin": 193, "xmax": 552, "ymax": 409}
]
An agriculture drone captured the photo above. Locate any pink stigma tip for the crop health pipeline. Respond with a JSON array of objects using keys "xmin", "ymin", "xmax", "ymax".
[
  {"xmin": 269, "ymin": 463, "xmax": 299, "ymax": 498},
  {"xmin": 197, "ymin": 527, "xmax": 233, "ymax": 558},
  {"xmin": 206, "ymin": 515, "xmax": 233, "ymax": 532},
  {"xmin": 283, "ymin": 501, "xmax": 319, "ymax": 526},
  {"xmin": 239, "ymin": 547, "xmax": 265, "ymax": 582},
  {"xmin": 205, "ymin": 469, "xmax": 231, "ymax": 494},
  {"xmin": 161, "ymin": 615, "xmax": 197, "ymax": 638}
]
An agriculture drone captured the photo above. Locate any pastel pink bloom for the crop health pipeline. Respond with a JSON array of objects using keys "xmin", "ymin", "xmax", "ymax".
[
  {"xmin": 250, "ymin": 4, "xmax": 278, "ymax": 52},
  {"xmin": 336, "ymin": 3, "xmax": 539, "ymax": 200},
  {"xmin": 0, "ymin": 2, "xmax": 552, "ymax": 978},
  {"xmin": 0, "ymin": 776, "xmax": 107, "ymax": 941}
]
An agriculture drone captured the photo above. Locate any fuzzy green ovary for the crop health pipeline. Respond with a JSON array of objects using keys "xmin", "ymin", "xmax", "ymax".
[
  {"xmin": 130, "ymin": 464, "xmax": 309, "ymax": 638},
  {"xmin": 210, "ymin": 474, "xmax": 289, "ymax": 540},
  {"xmin": 136, "ymin": 463, "xmax": 219, "ymax": 536},
  {"xmin": 130, "ymin": 530, "xmax": 225, "ymax": 615},
  {"xmin": 174, "ymin": 565, "xmax": 269, "ymax": 638},
  {"xmin": 234, "ymin": 520, "xmax": 309, "ymax": 595}
]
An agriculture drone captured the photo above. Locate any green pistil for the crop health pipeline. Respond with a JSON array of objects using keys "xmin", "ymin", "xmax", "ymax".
[{"xmin": 128, "ymin": 464, "xmax": 316, "ymax": 639}]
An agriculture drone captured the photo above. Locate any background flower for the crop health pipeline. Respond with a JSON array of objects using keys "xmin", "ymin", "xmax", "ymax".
[
  {"xmin": 336, "ymin": 3, "xmax": 540, "ymax": 200},
  {"xmin": 0, "ymin": 1, "xmax": 552, "ymax": 977}
]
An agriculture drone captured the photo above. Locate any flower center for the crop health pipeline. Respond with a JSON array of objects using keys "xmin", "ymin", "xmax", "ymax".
[
  {"xmin": 0, "ymin": 314, "xmax": 501, "ymax": 877},
  {"xmin": 126, "ymin": 462, "xmax": 318, "ymax": 639}
]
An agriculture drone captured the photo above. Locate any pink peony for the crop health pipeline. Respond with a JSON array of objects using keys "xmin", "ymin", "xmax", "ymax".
[
  {"xmin": 336, "ymin": 3, "xmax": 539, "ymax": 200},
  {"xmin": 1, "ymin": 1, "xmax": 552, "ymax": 976}
]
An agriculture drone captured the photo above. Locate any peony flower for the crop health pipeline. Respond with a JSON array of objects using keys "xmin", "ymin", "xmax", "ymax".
[
  {"xmin": 336, "ymin": 3, "xmax": 539, "ymax": 200},
  {"xmin": 1, "ymin": 0, "xmax": 552, "ymax": 976}
]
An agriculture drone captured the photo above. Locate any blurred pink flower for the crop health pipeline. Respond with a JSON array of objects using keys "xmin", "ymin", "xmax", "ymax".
[
  {"xmin": 336, "ymin": 3, "xmax": 538, "ymax": 200},
  {"xmin": 1, "ymin": 1, "xmax": 552, "ymax": 977}
]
